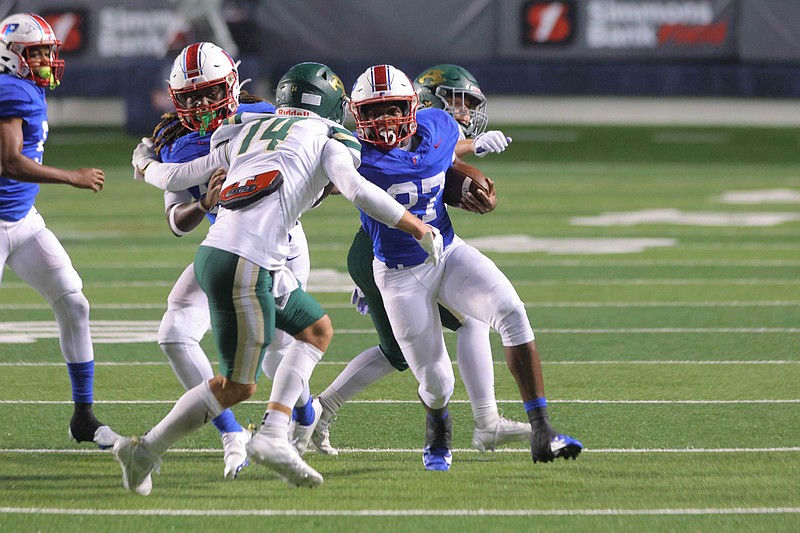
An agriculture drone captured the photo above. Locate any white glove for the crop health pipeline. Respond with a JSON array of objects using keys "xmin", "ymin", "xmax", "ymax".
[
  {"xmin": 132, "ymin": 137, "xmax": 158, "ymax": 179},
  {"xmin": 351, "ymin": 287, "xmax": 369, "ymax": 315},
  {"xmin": 474, "ymin": 130, "xmax": 511, "ymax": 157},
  {"xmin": 417, "ymin": 226, "xmax": 443, "ymax": 266}
]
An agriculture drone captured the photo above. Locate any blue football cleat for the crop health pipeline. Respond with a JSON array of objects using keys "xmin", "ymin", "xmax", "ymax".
[
  {"xmin": 423, "ymin": 446, "xmax": 453, "ymax": 471},
  {"xmin": 532, "ymin": 431, "xmax": 583, "ymax": 463}
]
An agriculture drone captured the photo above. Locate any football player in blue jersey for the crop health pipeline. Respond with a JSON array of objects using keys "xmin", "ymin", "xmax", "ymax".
[
  {"xmin": 313, "ymin": 64, "xmax": 530, "ymax": 457},
  {"xmin": 0, "ymin": 13, "xmax": 118, "ymax": 448},
  {"xmin": 335, "ymin": 64, "xmax": 582, "ymax": 470},
  {"xmin": 142, "ymin": 42, "xmax": 276, "ymax": 479}
]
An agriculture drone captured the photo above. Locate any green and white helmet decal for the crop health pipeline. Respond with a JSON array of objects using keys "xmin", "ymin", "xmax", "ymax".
[
  {"xmin": 413, "ymin": 64, "xmax": 488, "ymax": 138},
  {"xmin": 275, "ymin": 62, "xmax": 348, "ymax": 124}
]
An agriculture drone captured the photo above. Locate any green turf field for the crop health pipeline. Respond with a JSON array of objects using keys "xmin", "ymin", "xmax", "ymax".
[{"xmin": 1, "ymin": 124, "xmax": 798, "ymax": 532}]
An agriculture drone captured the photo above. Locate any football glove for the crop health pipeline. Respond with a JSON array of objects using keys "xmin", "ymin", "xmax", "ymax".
[
  {"xmin": 351, "ymin": 287, "xmax": 369, "ymax": 315},
  {"xmin": 474, "ymin": 130, "xmax": 512, "ymax": 158},
  {"xmin": 132, "ymin": 137, "xmax": 158, "ymax": 180},
  {"xmin": 417, "ymin": 226, "xmax": 443, "ymax": 266}
]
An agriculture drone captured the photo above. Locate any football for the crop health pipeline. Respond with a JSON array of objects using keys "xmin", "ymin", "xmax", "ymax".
[{"xmin": 443, "ymin": 160, "xmax": 490, "ymax": 206}]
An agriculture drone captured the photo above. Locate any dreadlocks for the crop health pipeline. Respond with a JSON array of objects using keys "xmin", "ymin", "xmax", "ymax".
[{"xmin": 151, "ymin": 90, "xmax": 268, "ymax": 157}]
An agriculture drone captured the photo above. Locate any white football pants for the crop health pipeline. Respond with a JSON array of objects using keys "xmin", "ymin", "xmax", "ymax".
[
  {"xmin": 0, "ymin": 207, "xmax": 93, "ymax": 363},
  {"xmin": 373, "ymin": 236, "xmax": 534, "ymax": 409}
]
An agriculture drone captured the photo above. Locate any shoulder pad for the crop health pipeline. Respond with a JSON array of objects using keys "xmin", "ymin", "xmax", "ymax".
[{"xmin": 329, "ymin": 125, "xmax": 361, "ymax": 153}]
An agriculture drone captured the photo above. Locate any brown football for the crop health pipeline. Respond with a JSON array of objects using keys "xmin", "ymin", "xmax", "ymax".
[{"xmin": 443, "ymin": 160, "xmax": 490, "ymax": 206}]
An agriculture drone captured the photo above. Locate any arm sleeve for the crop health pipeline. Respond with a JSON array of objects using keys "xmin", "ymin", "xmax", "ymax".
[
  {"xmin": 145, "ymin": 145, "xmax": 229, "ymax": 191},
  {"xmin": 321, "ymin": 138, "xmax": 404, "ymax": 228},
  {"xmin": 163, "ymin": 189, "xmax": 194, "ymax": 211}
]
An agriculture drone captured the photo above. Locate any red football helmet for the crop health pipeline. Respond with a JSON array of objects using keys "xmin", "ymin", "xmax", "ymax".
[{"xmin": 168, "ymin": 42, "xmax": 241, "ymax": 134}]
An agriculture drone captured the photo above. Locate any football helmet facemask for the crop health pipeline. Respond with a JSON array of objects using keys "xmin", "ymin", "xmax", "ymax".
[
  {"xmin": 0, "ymin": 13, "xmax": 64, "ymax": 90},
  {"xmin": 414, "ymin": 64, "xmax": 487, "ymax": 138},
  {"xmin": 168, "ymin": 42, "xmax": 241, "ymax": 134},
  {"xmin": 350, "ymin": 64, "xmax": 418, "ymax": 150},
  {"xmin": 275, "ymin": 62, "xmax": 348, "ymax": 124}
]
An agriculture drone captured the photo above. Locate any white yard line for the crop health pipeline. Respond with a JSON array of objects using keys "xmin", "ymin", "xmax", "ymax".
[
  {"xmin": 1, "ymin": 360, "xmax": 797, "ymax": 367},
  {"xmin": 1, "ymin": 505, "xmax": 799, "ymax": 517},
  {"xmin": 1, "ymin": 447, "xmax": 798, "ymax": 454},
  {"xmin": 3, "ymin": 300, "xmax": 798, "ymax": 310}
]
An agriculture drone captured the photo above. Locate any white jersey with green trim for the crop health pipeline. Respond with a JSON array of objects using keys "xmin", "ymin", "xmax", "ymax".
[
  {"xmin": 202, "ymin": 113, "xmax": 360, "ymax": 269},
  {"xmin": 143, "ymin": 111, "xmax": 406, "ymax": 271}
]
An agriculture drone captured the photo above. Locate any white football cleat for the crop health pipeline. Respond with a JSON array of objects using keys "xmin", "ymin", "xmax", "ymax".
[
  {"xmin": 289, "ymin": 398, "xmax": 322, "ymax": 457},
  {"xmin": 222, "ymin": 430, "xmax": 251, "ymax": 479},
  {"xmin": 472, "ymin": 417, "xmax": 532, "ymax": 452},
  {"xmin": 247, "ymin": 427, "xmax": 323, "ymax": 488},
  {"xmin": 68, "ymin": 424, "xmax": 121, "ymax": 450},
  {"xmin": 93, "ymin": 425, "xmax": 122, "ymax": 449},
  {"xmin": 113, "ymin": 436, "xmax": 161, "ymax": 496},
  {"xmin": 310, "ymin": 399, "xmax": 339, "ymax": 456}
]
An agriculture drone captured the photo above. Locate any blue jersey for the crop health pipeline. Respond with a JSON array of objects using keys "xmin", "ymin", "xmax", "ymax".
[
  {"xmin": 0, "ymin": 75, "xmax": 49, "ymax": 221},
  {"xmin": 358, "ymin": 108, "xmax": 459, "ymax": 268},
  {"xmin": 159, "ymin": 101, "xmax": 275, "ymax": 224}
]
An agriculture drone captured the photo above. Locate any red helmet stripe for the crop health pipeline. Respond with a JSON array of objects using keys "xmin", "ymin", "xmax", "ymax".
[
  {"xmin": 371, "ymin": 65, "xmax": 390, "ymax": 92},
  {"xmin": 27, "ymin": 13, "xmax": 53, "ymax": 39},
  {"xmin": 183, "ymin": 43, "xmax": 202, "ymax": 76}
]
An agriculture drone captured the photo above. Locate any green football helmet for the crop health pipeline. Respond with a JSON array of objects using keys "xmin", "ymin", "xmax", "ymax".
[
  {"xmin": 275, "ymin": 62, "xmax": 348, "ymax": 124},
  {"xmin": 413, "ymin": 64, "xmax": 488, "ymax": 138}
]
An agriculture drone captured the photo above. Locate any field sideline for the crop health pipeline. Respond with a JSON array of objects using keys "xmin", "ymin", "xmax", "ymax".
[{"xmin": 0, "ymin": 124, "xmax": 798, "ymax": 532}]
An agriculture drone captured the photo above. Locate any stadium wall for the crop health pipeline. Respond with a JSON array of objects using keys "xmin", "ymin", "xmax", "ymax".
[{"xmin": 11, "ymin": 0, "xmax": 800, "ymax": 131}]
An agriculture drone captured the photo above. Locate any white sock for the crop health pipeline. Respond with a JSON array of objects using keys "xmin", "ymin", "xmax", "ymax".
[
  {"xmin": 261, "ymin": 409, "xmax": 291, "ymax": 430},
  {"xmin": 456, "ymin": 318, "xmax": 499, "ymax": 426},
  {"xmin": 268, "ymin": 340, "xmax": 323, "ymax": 408},
  {"xmin": 142, "ymin": 381, "xmax": 223, "ymax": 457},
  {"xmin": 322, "ymin": 345, "xmax": 394, "ymax": 404}
]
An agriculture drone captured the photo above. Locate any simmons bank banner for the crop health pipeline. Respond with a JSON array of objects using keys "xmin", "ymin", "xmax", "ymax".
[{"xmin": 500, "ymin": 0, "xmax": 737, "ymax": 60}]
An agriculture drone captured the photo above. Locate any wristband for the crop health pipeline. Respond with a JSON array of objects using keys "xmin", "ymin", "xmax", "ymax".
[{"xmin": 168, "ymin": 204, "xmax": 191, "ymax": 236}]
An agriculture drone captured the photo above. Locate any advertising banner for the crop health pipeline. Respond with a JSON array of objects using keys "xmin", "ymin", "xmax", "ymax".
[{"xmin": 502, "ymin": 0, "xmax": 738, "ymax": 60}]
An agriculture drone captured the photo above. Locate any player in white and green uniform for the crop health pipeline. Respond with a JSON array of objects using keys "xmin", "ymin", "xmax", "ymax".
[{"xmin": 113, "ymin": 62, "xmax": 441, "ymax": 495}]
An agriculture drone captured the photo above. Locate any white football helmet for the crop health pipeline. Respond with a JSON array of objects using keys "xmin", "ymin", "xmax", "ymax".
[
  {"xmin": 168, "ymin": 42, "xmax": 241, "ymax": 134},
  {"xmin": 0, "ymin": 13, "xmax": 64, "ymax": 89},
  {"xmin": 350, "ymin": 64, "xmax": 418, "ymax": 150}
]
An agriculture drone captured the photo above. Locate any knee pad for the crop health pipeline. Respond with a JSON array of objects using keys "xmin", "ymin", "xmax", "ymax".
[
  {"xmin": 415, "ymin": 360, "xmax": 455, "ymax": 410},
  {"xmin": 496, "ymin": 301, "xmax": 535, "ymax": 346},
  {"xmin": 52, "ymin": 290, "xmax": 90, "ymax": 324},
  {"xmin": 52, "ymin": 291, "xmax": 93, "ymax": 364},
  {"xmin": 157, "ymin": 304, "xmax": 210, "ymax": 345}
]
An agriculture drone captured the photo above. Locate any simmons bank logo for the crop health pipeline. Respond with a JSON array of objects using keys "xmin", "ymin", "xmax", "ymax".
[{"xmin": 522, "ymin": 1, "xmax": 576, "ymax": 46}]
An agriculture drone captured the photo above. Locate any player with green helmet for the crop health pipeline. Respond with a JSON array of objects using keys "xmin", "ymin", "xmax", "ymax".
[
  {"xmin": 414, "ymin": 64, "xmax": 487, "ymax": 137},
  {"xmin": 414, "ymin": 64, "xmax": 510, "ymax": 159},
  {"xmin": 274, "ymin": 61, "xmax": 349, "ymax": 124}
]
